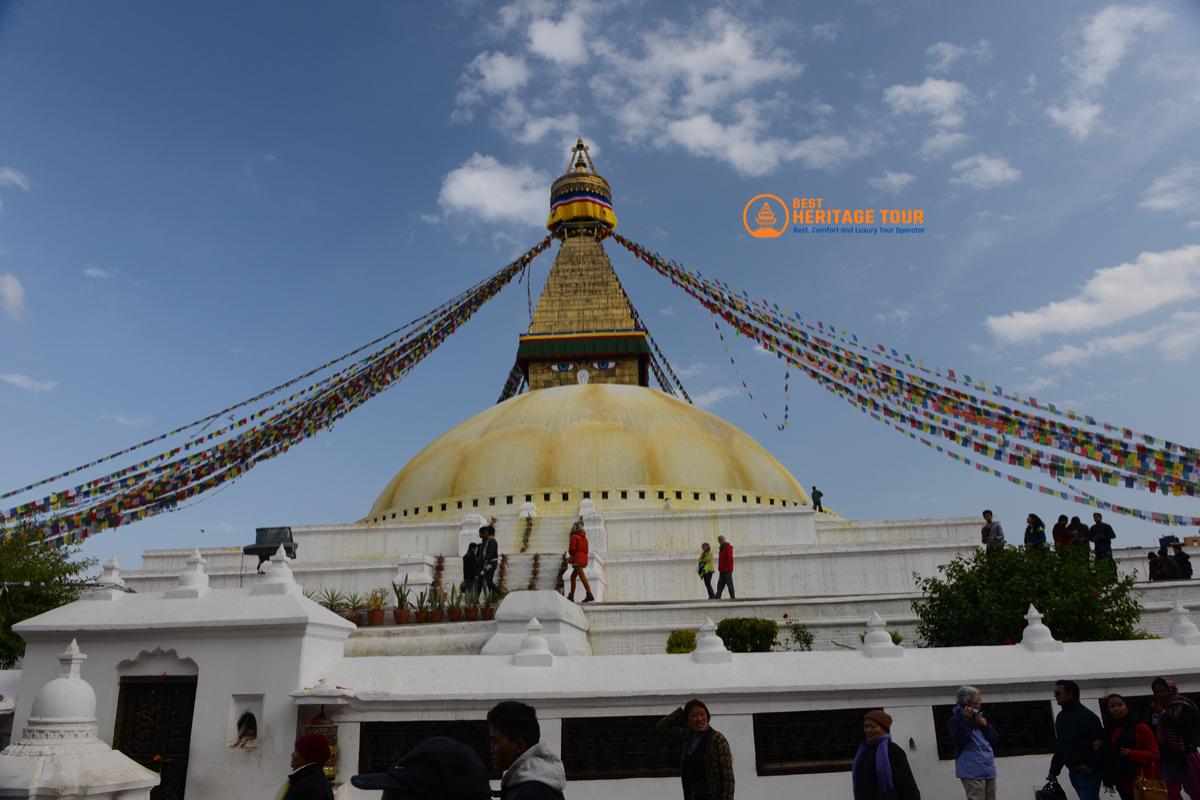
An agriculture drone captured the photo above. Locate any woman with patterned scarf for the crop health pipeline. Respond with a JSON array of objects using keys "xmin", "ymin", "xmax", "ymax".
[
  {"xmin": 1151, "ymin": 677, "xmax": 1200, "ymax": 799},
  {"xmin": 656, "ymin": 698, "xmax": 734, "ymax": 800},
  {"xmin": 852, "ymin": 709, "xmax": 921, "ymax": 799}
]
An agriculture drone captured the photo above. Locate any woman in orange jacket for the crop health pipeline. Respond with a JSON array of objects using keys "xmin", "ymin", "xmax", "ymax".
[{"xmin": 567, "ymin": 520, "xmax": 595, "ymax": 603}]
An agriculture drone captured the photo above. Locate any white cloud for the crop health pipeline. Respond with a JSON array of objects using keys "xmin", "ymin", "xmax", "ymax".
[
  {"xmin": 883, "ymin": 78, "xmax": 970, "ymax": 128},
  {"xmin": 805, "ymin": 22, "xmax": 840, "ymax": 43},
  {"xmin": 950, "ymin": 154, "xmax": 1021, "ymax": 189},
  {"xmin": 660, "ymin": 306, "xmax": 679, "ymax": 318},
  {"xmin": 0, "ymin": 274, "xmax": 26, "ymax": 320},
  {"xmin": 926, "ymin": 39, "xmax": 993, "ymax": 73},
  {"xmin": 102, "ymin": 413, "xmax": 151, "ymax": 427},
  {"xmin": 82, "ymin": 266, "xmax": 116, "ymax": 279},
  {"xmin": 0, "ymin": 166, "xmax": 31, "ymax": 211},
  {"xmin": 873, "ymin": 307, "xmax": 913, "ymax": 325},
  {"xmin": 868, "ymin": 171, "xmax": 915, "ymax": 194},
  {"xmin": 1039, "ymin": 311, "xmax": 1200, "ymax": 367},
  {"xmin": 694, "ymin": 385, "xmax": 740, "ymax": 408},
  {"xmin": 1068, "ymin": 4, "xmax": 1169, "ymax": 91},
  {"xmin": 1046, "ymin": 98, "xmax": 1103, "ymax": 140},
  {"xmin": 1139, "ymin": 162, "xmax": 1198, "ymax": 213},
  {"xmin": 1, "ymin": 372, "xmax": 58, "ymax": 392},
  {"xmin": 918, "ymin": 130, "xmax": 969, "ymax": 160},
  {"xmin": 468, "ymin": 51, "xmax": 530, "ymax": 94},
  {"xmin": 528, "ymin": 7, "xmax": 589, "ymax": 66},
  {"xmin": 985, "ymin": 244, "xmax": 1200, "ymax": 342},
  {"xmin": 437, "ymin": 153, "xmax": 548, "ymax": 227},
  {"xmin": 1015, "ymin": 375, "xmax": 1059, "ymax": 395},
  {"xmin": 674, "ymin": 362, "xmax": 708, "ymax": 379}
]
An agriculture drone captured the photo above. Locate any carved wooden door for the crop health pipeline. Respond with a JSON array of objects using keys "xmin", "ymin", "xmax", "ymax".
[{"xmin": 113, "ymin": 676, "xmax": 198, "ymax": 800}]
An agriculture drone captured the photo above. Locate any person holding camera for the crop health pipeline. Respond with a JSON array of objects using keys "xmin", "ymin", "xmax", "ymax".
[{"xmin": 947, "ymin": 686, "xmax": 999, "ymax": 800}]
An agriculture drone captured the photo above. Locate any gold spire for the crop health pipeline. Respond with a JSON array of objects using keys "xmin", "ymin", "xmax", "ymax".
[{"xmin": 546, "ymin": 138, "xmax": 617, "ymax": 237}]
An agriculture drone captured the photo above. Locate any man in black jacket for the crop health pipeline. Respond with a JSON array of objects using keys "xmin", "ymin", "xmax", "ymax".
[
  {"xmin": 476, "ymin": 517, "xmax": 500, "ymax": 596},
  {"xmin": 1045, "ymin": 680, "xmax": 1103, "ymax": 800},
  {"xmin": 283, "ymin": 734, "xmax": 334, "ymax": 800},
  {"xmin": 1089, "ymin": 513, "xmax": 1116, "ymax": 562}
]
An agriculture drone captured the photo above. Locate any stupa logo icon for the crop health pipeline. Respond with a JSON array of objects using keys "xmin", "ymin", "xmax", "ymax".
[{"xmin": 742, "ymin": 193, "xmax": 788, "ymax": 238}]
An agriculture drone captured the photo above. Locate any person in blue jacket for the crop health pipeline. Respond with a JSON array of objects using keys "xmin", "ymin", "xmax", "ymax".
[{"xmin": 948, "ymin": 686, "xmax": 1000, "ymax": 800}]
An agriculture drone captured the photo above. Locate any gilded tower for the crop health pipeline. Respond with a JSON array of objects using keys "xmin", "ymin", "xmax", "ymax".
[{"xmin": 516, "ymin": 139, "xmax": 651, "ymax": 391}]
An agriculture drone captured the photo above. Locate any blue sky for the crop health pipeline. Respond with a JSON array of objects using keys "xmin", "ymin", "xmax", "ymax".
[{"xmin": 1, "ymin": 0, "xmax": 1199, "ymax": 569}]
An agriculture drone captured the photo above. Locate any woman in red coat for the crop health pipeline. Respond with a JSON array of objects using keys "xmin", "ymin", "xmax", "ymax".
[
  {"xmin": 1100, "ymin": 693, "xmax": 1159, "ymax": 800},
  {"xmin": 567, "ymin": 520, "xmax": 595, "ymax": 603}
]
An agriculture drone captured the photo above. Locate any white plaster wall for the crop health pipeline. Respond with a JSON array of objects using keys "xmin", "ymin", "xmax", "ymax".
[{"xmin": 13, "ymin": 627, "xmax": 345, "ymax": 800}]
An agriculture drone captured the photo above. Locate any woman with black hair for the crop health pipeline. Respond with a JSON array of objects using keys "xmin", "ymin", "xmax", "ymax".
[
  {"xmin": 1098, "ymin": 693, "xmax": 1159, "ymax": 800},
  {"xmin": 1025, "ymin": 514, "xmax": 1047, "ymax": 548},
  {"xmin": 656, "ymin": 698, "xmax": 735, "ymax": 800}
]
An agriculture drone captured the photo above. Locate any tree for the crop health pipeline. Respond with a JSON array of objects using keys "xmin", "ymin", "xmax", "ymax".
[
  {"xmin": 912, "ymin": 545, "xmax": 1141, "ymax": 647},
  {"xmin": 0, "ymin": 529, "xmax": 95, "ymax": 668}
]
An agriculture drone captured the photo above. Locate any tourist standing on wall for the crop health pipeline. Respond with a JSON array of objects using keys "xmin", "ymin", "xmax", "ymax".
[
  {"xmin": 851, "ymin": 710, "xmax": 921, "ymax": 800},
  {"xmin": 811, "ymin": 486, "xmax": 824, "ymax": 513},
  {"xmin": 1171, "ymin": 541, "xmax": 1193, "ymax": 579},
  {"xmin": 1046, "ymin": 679, "xmax": 1104, "ymax": 800},
  {"xmin": 477, "ymin": 517, "xmax": 500, "ymax": 597},
  {"xmin": 948, "ymin": 686, "xmax": 999, "ymax": 800},
  {"xmin": 715, "ymin": 535, "xmax": 735, "ymax": 600},
  {"xmin": 487, "ymin": 701, "xmax": 567, "ymax": 800},
  {"xmin": 461, "ymin": 542, "xmax": 480, "ymax": 593},
  {"xmin": 698, "ymin": 542, "xmax": 715, "ymax": 599},
  {"xmin": 1025, "ymin": 514, "xmax": 1047, "ymax": 549},
  {"xmin": 567, "ymin": 520, "xmax": 595, "ymax": 603},
  {"xmin": 980, "ymin": 510, "xmax": 1004, "ymax": 550},
  {"xmin": 1089, "ymin": 513, "xmax": 1116, "ymax": 563},
  {"xmin": 1150, "ymin": 677, "xmax": 1200, "ymax": 799},
  {"xmin": 281, "ymin": 733, "xmax": 334, "ymax": 800},
  {"xmin": 1068, "ymin": 516, "xmax": 1090, "ymax": 552},
  {"xmin": 1052, "ymin": 514, "xmax": 1073, "ymax": 549},
  {"xmin": 656, "ymin": 698, "xmax": 735, "ymax": 800},
  {"xmin": 1098, "ymin": 693, "xmax": 1160, "ymax": 800}
]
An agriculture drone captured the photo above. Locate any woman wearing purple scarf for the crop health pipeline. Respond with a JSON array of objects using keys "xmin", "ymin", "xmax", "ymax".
[
  {"xmin": 852, "ymin": 710, "xmax": 921, "ymax": 800},
  {"xmin": 1150, "ymin": 677, "xmax": 1200, "ymax": 799}
]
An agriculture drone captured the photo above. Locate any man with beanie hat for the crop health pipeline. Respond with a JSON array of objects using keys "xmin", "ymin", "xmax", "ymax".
[
  {"xmin": 350, "ymin": 736, "xmax": 491, "ymax": 800},
  {"xmin": 281, "ymin": 733, "xmax": 334, "ymax": 800},
  {"xmin": 852, "ymin": 710, "xmax": 921, "ymax": 799}
]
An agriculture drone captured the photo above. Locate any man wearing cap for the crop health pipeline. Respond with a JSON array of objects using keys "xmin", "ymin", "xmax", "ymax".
[
  {"xmin": 351, "ymin": 736, "xmax": 491, "ymax": 800},
  {"xmin": 488, "ymin": 701, "xmax": 567, "ymax": 800},
  {"xmin": 280, "ymin": 733, "xmax": 334, "ymax": 800}
]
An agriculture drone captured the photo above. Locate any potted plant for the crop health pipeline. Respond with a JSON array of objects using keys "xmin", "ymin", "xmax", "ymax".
[
  {"xmin": 391, "ymin": 578, "xmax": 411, "ymax": 624},
  {"xmin": 446, "ymin": 586, "xmax": 462, "ymax": 622},
  {"xmin": 429, "ymin": 586, "xmax": 445, "ymax": 623},
  {"xmin": 366, "ymin": 588, "xmax": 388, "ymax": 626},
  {"xmin": 343, "ymin": 591, "xmax": 366, "ymax": 625},
  {"xmin": 317, "ymin": 588, "xmax": 346, "ymax": 616},
  {"xmin": 413, "ymin": 589, "xmax": 429, "ymax": 624},
  {"xmin": 463, "ymin": 587, "xmax": 480, "ymax": 621},
  {"xmin": 481, "ymin": 589, "xmax": 498, "ymax": 620}
]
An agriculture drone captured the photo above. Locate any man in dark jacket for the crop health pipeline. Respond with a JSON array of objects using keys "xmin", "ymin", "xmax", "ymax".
[
  {"xmin": 283, "ymin": 733, "xmax": 334, "ymax": 800},
  {"xmin": 1089, "ymin": 513, "xmax": 1116, "ymax": 562},
  {"xmin": 980, "ymin": 510, "xmax": 1004, "ymax": 550},
  {"xmin": 488, "ymin": 701, "xmax": 567, "ymax": 800},
  {"xmin": 476, "ymin": 517, "xmax": 500, "ymax": 597},
  {"xmin": 1171, "ymin": 541, "xmax": 1193, "ymax": 579},
  {"xmin": 1046, "ymin": 680, "xmax": 1103, "ymax": 800}
]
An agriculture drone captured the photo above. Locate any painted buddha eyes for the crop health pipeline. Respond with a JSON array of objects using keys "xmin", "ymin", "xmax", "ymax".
[
  {"xmin": 550, "ymin": 362, "xmax": 575, "ymax": 373},
  {"xmin": 592, "ymin": 360, "xmax": 616, "ymax": 370}
]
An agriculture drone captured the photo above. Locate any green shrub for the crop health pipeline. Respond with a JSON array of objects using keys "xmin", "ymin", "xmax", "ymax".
[
  {"xmin": 779, "ymin": 618, "xmax": 815, "ymax": 651},
  {"xmin": 666, "ymin": 628, "xmax": 698, "ymax": 653},
  {"xmin": 715, "ymin": 617, "xmax": 778, "ymax": 653}
]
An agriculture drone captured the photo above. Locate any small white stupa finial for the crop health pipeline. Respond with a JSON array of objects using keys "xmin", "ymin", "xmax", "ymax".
[
  {"xmin": 692, "ymin": 617, "xmax": 733, "ymax": 664},
  {"xmin": 862, "ymin": 611, "xmax": 903, "ymax": 658},
  {"xmin": 100, "ymin": 556, "xmax": 124, "ymax": 587},
  {"xmin": 1021, "ymin": 605, "xmax": 1064, "ymax": 652},
  {"xmin": 166, "ymin": 549, "xmax": 210, "ymax": 598},
  {"xmin": 1168, "ymin": 601, "xmax": 1200, "ymax": 645},
  {"xmin": 513, "ymin": 617, "xmax": 554, "ymax": 667},
  {"xmin": 59, "ymin": 639, "xmax": 86, "ymax": 680}
]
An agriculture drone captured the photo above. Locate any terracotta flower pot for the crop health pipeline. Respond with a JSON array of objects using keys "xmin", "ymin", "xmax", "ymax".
[
  {"xmin": 448, "ymin": 608, "xmax": 462, "ymax": 622},
  {"xmin": 394, "ymin": 608, "xmax": 411, "ymax": 625},
  {"xmin": 343, "ymin": 612, "xmax": 361, "ymax": 625},
  {"xmin": 366, "ymin": 609, "xmax": 385, "ymax": 626},
  {"xmin": 481, "ymin": 607, "xmax": 495, "ymax": 621},
  {"xmin": 465, "ymin": 607, "xmax": 479, "ymax": 621},
  {"xmin": 415, "ymin": 611, "xmax": 429, "ymax": 624},
  {"xmin": 429, "ymin": 610, "xmax": 444, "ymax": 623}
]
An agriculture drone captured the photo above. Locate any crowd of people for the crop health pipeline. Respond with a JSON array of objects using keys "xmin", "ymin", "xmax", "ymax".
[{"xmin": 269, "ymin": 675, "xmax": 1198, "ymax": 799}]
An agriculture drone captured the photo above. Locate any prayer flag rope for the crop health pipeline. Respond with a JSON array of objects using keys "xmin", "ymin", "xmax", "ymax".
[
  {"xmin": 610, "ymin": 232, "xmax": 1200, "ymax": 527},
  {"xmin": 2, "ymin": 237, "xmax": 553, "ymax": 545}
]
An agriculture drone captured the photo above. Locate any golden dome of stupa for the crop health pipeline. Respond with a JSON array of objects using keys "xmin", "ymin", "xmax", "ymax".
[{"xmin": 365, "ymin": 383, "xmax": 808, "ymax": 522}]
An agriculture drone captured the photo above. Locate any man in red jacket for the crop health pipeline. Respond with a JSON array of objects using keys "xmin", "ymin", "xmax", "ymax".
[
  {"xmin": 567, "ymin": 520, "xmax": 595, "ymax": 603},
  {"xmin": 715, "ymin": 535, "xmax": 735, "ymax": 600}
]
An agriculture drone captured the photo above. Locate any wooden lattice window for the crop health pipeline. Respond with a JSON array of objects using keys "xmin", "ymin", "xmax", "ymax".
[
  {"xmin": 358, "ymin": 720, "xmax": 495, "ymax": 778},
  {"xmin": 561, "ymin": 716, "xmax": 679, "ymax": 780},
  {"xmin": 753, "ymin": 707, "xmax": 876, "ymax": 775},
  {"xmin": 932, "ymin": 700, "xmax": 1057, "ymax": 760}
]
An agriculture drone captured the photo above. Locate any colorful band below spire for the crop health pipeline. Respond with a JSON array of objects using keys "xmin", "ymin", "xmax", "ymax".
[{"xmin": 546, "ymin": 190, "xmax": 618, "ymax": 231}]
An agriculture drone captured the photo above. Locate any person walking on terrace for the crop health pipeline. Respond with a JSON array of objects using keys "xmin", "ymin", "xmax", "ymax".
[
  {"xmin": 715, "ymin": 535, "xmax": 735, "ymax": 600},
  {"xmin": 567, "ymin": 520, "xmax": 595, "ymax": 603},
  {"xmin": 476, "ymin": 517, "xmax": 500, "ymax": 597},
  {"xmin": 698, "ymin": 542, "xmax": 716, "ymax": 599}
]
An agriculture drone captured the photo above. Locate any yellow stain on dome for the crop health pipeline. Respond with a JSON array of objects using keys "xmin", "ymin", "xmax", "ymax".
[{"xmin": 365, "ymin": 383, "xmax": 808, "ymax": 521}]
